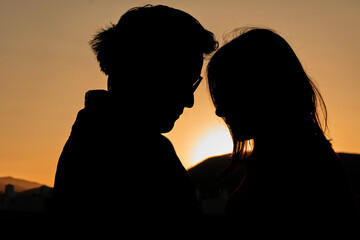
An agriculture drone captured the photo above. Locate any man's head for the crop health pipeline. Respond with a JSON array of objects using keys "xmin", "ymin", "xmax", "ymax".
[{"xmin": 90, "ymin": 5, "xmax": 218, "ymax": 133}]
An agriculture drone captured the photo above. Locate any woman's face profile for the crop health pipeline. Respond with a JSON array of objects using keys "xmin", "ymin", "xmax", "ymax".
[{"xmin": 214, "ymin": 80, "xmax": 260, "ymax": 141}]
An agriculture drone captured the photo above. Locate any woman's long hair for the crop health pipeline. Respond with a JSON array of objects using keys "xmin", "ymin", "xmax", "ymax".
[{"xmin": 207, "ymin": 27, "xmax": 329, "ymax": 175}]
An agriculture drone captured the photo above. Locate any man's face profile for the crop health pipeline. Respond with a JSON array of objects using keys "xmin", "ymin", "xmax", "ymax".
[
  {"xmin": 159, "ymin": 53, "xmax": 204, "ymax": 133},
  {"xmin": 88, "ymin": 5, "xmax": 218, "ymax": 134}
]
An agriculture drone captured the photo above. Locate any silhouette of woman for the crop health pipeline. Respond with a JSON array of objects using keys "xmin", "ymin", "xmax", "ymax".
[{"xmin": 207, "ymin": 28, "xmax": 358, "ymax": 221}]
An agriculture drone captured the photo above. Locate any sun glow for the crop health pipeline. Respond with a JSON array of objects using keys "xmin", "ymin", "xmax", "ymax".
[{"xmin": 191, "ymin": 128, "xmax": 233, "ymax": 166}]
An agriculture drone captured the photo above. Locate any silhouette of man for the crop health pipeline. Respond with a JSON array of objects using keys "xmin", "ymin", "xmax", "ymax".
[{"xmin": 53, "ymin": 5, "xmax": 217, "ymax": 218}]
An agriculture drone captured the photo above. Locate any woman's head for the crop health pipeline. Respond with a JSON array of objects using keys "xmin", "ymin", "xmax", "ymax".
[{"xmin": 207, "ymin": 28, "xmax": 328, "ymax": 167}]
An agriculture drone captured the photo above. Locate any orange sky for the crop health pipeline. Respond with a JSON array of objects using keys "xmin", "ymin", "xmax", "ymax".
[{"xmin": 0, "ymin": 0, "xmax": 359, "ymax": 186}]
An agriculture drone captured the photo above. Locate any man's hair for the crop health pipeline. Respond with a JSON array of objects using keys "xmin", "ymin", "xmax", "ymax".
[{"xmin": 89, "ymin": 4, "xmax": 218, "ymax": 77}]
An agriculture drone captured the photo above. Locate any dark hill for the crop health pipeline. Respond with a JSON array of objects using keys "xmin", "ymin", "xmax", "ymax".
[
  {"xmin": 0, "ymin": 176, "xmax": 43, "ymax": 194},
  {"xmin": 188, "ymin": 153, "xmax": 243, "ymax": 195},
  {"xmin": 338, "ymin": 153, "xmax": 360, "ymax": 195},
  {"xmin": 188, "ymin": 152, "xmax": 360, "ymax": 195}
]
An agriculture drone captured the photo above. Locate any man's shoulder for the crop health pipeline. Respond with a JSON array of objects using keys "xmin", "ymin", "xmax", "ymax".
[{"xmin": 84, "ymin": 89, "xmax": 110, "ymax": 110}]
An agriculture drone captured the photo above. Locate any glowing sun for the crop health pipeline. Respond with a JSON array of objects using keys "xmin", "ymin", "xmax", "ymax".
[{"xmin": 191, "ymin": 128, "xmax": 233, "ymax": 166}]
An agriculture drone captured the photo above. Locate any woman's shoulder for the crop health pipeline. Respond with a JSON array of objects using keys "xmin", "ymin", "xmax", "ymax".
[{"xmin": 293, "ymin": 141, "xmax": 350, "ymax": 186}]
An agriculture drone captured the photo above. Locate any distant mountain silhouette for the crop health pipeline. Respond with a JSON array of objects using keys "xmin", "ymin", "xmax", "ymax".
[
  {"xmin": 338, "ymin": 153, "xmax": 360, "ymax": 196},
  {"xmin": 189, "ymin": 154, "xmax": 238, "ymax": 189},
  {"xmin": 0, "ymin": 177, "xmax": 44, "ymax": 194},
  {"xmin": 189, "ymin": 152, "xmax": 360, "ymax": 196}
]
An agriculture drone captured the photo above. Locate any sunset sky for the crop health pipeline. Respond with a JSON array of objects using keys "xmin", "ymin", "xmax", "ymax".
[{"xmin": 1, "ymin": 0, "xmax": 359, "ymax": 186}]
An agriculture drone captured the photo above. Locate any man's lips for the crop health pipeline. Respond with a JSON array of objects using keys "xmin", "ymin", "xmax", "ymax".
[{"xmin": 174, "ymin": 109, "xmax": 184, "ymax": 119}]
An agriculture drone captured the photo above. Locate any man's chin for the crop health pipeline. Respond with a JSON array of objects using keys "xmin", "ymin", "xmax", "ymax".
[{"xmin": 160, "ymin": 121, "xmax": 175, "ymax": 134}]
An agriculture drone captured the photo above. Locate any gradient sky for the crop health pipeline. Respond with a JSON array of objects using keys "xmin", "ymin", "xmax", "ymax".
[{"xmin": 0, "ymin": 0, "xmax": 359, "ymax": 186}]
